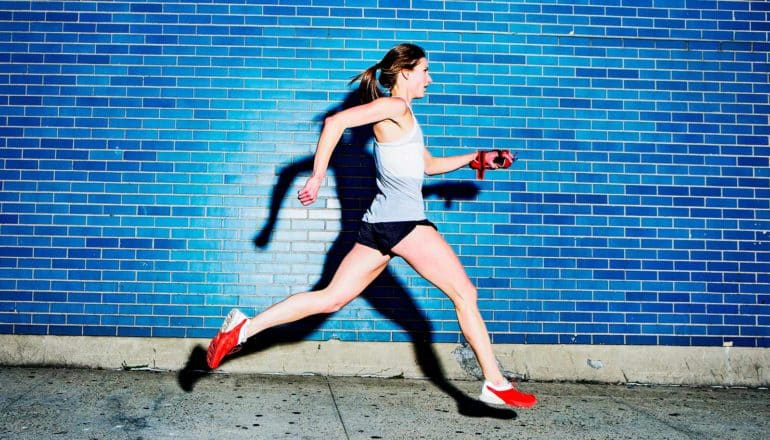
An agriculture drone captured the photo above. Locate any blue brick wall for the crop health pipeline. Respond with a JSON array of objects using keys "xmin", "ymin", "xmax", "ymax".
[{"xmin": 1, "ymin": 0, "xmax": 768, "ymax": 347}]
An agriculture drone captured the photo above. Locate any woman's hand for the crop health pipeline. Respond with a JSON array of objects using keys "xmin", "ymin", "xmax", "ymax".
[
  {"xmin": 469, "ymin": 150, "xmax": 517, "ymax": 179},
  {"xmin": 297, "ymin": 175, "xmax": 324, "ymax": 206},
  {"xmin": 491, "ymin": 150, "xmax": 516, "ymax": 168}
]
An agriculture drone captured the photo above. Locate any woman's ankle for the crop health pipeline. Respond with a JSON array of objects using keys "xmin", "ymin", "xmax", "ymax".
[
  {"xmin": 484, "ymin": 375, "xmax": 509, "ymax": 388},
  {"xmin": 238, "ymin": 319, "xmax": 252, "ymax": 344}
]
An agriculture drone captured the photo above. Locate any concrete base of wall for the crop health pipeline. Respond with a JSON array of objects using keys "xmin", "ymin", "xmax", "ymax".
[{"xmin": 1, "ymin": 335, "xmax": 767, "ymax": 387}]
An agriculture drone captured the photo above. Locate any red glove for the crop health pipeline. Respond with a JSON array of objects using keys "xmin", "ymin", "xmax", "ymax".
[{"xmin": 469, "ymin": 149, "xmax": 517, "ymax": 179}]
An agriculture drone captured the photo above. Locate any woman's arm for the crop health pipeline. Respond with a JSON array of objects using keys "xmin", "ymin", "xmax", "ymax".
[
  {"xmin": 298, "ymin": 97, "xmax": 409, "ymax": 206},
  {"xmin": 424, "ymin": 148, "xmax": 517, "ymax": 177},
  {"xmin": 423, "ymin": 148, "xmax": 477, "ymax": 176}
]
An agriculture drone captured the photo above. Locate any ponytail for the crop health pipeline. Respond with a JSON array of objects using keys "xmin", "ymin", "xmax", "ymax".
[{"xmin": 350, "ymin": 63, "xmax": 383, "ymax": 104}]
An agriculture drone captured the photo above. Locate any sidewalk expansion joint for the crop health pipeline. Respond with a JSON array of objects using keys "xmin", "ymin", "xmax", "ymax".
[{"xmin": 326, "ymin": 376, "xmax": 351, "ymax": 440}]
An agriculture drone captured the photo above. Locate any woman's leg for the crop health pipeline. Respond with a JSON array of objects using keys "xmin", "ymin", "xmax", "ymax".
[
  {"xmin": 391, "ymin": 226, "xmax": 506, "ymax": 385},
  {"xmin": 243, "ymin": 243, "xmax": 391, "ymax": 338}
]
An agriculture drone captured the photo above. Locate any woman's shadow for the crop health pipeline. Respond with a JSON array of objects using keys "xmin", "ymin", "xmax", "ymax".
[{"xmin": 178, "ymin": 92, "xmax": 516, "ymax": 419}]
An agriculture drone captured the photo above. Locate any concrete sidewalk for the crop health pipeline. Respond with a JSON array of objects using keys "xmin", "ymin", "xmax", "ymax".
[{"xmin": 0, "ymin": 366, "xmax": 767, "ymax": 440}]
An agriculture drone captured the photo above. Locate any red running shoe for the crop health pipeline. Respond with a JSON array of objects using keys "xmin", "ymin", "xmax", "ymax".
[
  {"xmin": 206, "ymin": 309, "xmax": 248, "ymax": 369},
  {"xmin": 479, "ymin": 380, "xmax": 538, "ymax": 408}
]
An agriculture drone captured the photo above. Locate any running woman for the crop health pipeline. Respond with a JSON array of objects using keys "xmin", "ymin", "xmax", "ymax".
[{"xmin": 206, "ymin": 43, "xmax": 535, "ymax": 408}]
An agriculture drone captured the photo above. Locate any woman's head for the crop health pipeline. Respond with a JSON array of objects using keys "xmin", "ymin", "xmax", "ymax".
[{"xmin": 351, "ymin": 43, "xmax": 429, "ymax": 103}]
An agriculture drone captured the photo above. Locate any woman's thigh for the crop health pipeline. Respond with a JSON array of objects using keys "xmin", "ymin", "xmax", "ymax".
[
  {"xmin": 323, "ymin": 243, "xmax": 392, "ymax": 303},
  {"xmin": 391, "ymin": 225, "xmax": 475, "ymax": 300}
]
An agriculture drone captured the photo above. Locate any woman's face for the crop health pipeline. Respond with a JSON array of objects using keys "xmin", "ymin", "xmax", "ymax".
[{"xmin": 406, "ymin": 58, "xmax": 432, "ymax": 98}]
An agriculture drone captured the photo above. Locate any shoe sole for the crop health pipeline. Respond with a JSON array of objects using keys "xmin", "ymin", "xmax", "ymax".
[
  {"xmin": 220, "ymin": 308, "xmax": 247, "ymax": 333},
  {"xmin": 207, "ymin": 309, "xmax": 248, "ymax": 369}
]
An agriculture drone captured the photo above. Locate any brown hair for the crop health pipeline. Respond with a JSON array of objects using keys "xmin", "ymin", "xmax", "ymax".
[{"xmin": 350, "ymin": 43, "xmax": 426, "ymax": 104}]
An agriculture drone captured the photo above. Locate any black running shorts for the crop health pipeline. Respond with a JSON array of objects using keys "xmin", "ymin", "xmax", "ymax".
[{"xmin": 356, "ymin": 219, "xmax": 437, "ymax": 256}]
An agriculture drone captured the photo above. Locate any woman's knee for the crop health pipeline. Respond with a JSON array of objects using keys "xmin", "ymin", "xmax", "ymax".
[
  {"xmin": 450, "ymin": 285, "xmax": 479, "ymax": 310},
  {"xmin": 317, "ymin": 290, "xmax": 350, "ymax": 314}
]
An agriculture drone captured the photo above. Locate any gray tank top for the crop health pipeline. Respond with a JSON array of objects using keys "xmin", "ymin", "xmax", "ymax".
[{"xmin": 362, "ymin": 112, "xmax": 426, "ymax": 223}]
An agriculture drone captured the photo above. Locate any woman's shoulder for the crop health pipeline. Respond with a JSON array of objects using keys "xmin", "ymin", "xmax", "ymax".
[
  {"xmin": 370, "ymin": 96, "xmax": 410, "ymax": 117},
  {"xmin": 371, "ymin": 97, "xmax": 415, "ymax": 143}
]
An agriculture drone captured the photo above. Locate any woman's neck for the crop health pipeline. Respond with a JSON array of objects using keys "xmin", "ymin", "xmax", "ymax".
[{"xmin": 390, "ymin": 86, "xmax": 412, "ymax": 105}]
